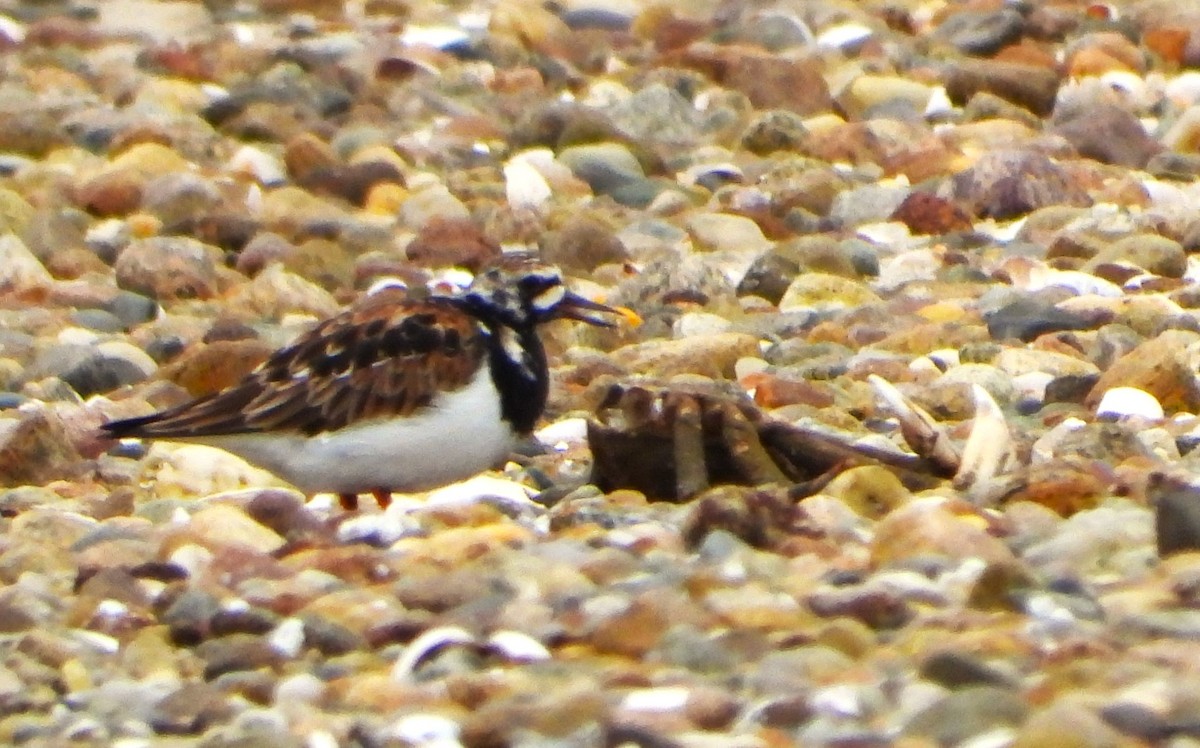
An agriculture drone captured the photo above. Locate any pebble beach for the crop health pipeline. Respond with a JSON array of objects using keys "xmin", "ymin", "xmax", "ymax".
[{"xmin": 4, "ymin": 0, "xmax": 1200, "ymax": 745}]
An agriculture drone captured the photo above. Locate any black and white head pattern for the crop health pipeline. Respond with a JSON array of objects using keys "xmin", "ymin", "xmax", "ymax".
[{"xmin": 464, "ymin": 259, "xmax": 568, "ymax": 327}]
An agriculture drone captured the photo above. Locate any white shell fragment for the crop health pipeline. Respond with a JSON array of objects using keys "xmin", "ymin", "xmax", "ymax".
[
  {"xmin": 392, "ymin": 626, "xmax": 474, "ymax": 680},
  {"xmin": 393, "ymin": 626, "xmax": 553, "ymax": 681},
  {"xmin": 953, "ymin": 384, "xmax": 1020, "ymax": 504},
  {"xmin": 869, "ymin": 375, "xmax": 960, "ymax": 475}
]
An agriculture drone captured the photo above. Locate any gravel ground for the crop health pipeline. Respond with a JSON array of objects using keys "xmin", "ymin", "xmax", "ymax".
[{"xmin": 4, "ymin": 0, "xmax": 1200, "ymax": 746}]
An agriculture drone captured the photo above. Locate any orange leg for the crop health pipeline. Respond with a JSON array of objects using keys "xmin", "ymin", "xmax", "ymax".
[
  {"xmin": 338, "ymin": 493, "xmax": 359, "ymax": 511},
  {"xmin": 371, "ymin": 489, "xmax": 393, "ymax": 509}
]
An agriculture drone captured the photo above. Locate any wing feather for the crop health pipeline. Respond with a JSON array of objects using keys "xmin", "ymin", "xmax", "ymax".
[{"xmin": 104, "ymin": 291, "xmax": 487, "ymax": 439}]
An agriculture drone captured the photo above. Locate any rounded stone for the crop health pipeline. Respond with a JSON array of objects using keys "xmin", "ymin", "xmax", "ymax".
[
  {"xmin": 778, "ymin": 273, "xmax": 882, "ymax": 312},
  {"xmin": 114, "ymin": 237, "xmax": 221, "ymax": 301}
]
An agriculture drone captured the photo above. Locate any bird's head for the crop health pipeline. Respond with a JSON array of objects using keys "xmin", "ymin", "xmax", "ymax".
[{"xmin": 464, "ymin": 255, "xmax": 632, "ymax": 329}]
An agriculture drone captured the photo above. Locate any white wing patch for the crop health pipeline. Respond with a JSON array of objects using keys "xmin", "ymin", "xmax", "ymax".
[{"xmin": 498, "ymin": 326, "xmax": 533, "ymax": 376}]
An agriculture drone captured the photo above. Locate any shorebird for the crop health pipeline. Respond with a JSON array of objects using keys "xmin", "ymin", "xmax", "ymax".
[{"xmin": 103, "ymin": 256, "xmax": 628, "ymax": 509}]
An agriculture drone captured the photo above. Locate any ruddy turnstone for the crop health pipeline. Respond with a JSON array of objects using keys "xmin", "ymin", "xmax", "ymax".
[{"xmin": 102, "ymin": 256, "xmax": 627, "ymax": 509}]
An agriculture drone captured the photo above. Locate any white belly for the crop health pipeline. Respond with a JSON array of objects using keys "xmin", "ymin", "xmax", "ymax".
[{"xmin": 195, "ymin": 370, "xmax": 518, "ymax": 495}]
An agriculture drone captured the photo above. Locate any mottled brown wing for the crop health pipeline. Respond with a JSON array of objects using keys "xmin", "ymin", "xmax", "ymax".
[{"xmin": 108, "ymin": 290, "xmax": 486, "ymax": 438}]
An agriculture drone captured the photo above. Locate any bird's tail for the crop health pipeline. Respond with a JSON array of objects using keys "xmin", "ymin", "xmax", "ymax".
[{"xmin": 100, "ymin": 413, "xmax": 162, "ymax": 439}]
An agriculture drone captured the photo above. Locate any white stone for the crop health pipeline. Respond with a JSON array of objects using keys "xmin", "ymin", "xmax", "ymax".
[
  {"xmin": 734, "ymin": 356, "xmax": 769, "ymax": 383},
  {"xmin": 0, "ymin": 16, "xmax": 24, "ymax": 43},
  {"xmin": 425, "ymin": 474, "xmax": 535, "ymax": 508},
  {"xmin": 535, "ymin": 417, "xmax": 589, "ymax": 449},
  {"xmin": 1013, "ymin": 371, "xmax": 1054, "ymax": 402},
  {"xmin": 504, "ymin": 156, "xmax": 552, "ymax": 210},
  {"xmin": 96, "ymin": 0, "xmax": 213, "ymax": 42},
  {"xmin": 684, "ymin": 213, "xmax": 771, "ymax": 254},
  {"xmin": 855, "ymin": 221, "xmax": 912, "ymax": 246},
  {"xmin": 400, "ymin": 25, "xmax": 469, "ymax": 49},
  {"xmin": 388, "ymin": 713, "xmax": 462, "ymax": 747},
  {"xmin": 621, "ymin": 687, "xmax": 690, "ymax": 712},
  {"xmin": 228, "ymin": 145, "xmax": 286, "ymax": 186},
  {"xmin": 1096, "ymin": 386, "xmax": 1164, "ymax": 420},
  {"xmin": 267, "ymin": 617, "xmax": 306, "ymax": 658},
  {"xmin": 674, "ymin": 311, "xmax": 733, "ymax": 338},
  {"xmin": 925, "ymin": 86, "xmax": 955, "ymax": 118},
  {"xmin": 168, "ymin": 543, "xmax": 214, "ymax": 577},
  {"xmin": 811, "ymin": 684, "xmax": 864, "ymax": 718},
  {"xmin": 305, "ymin": 731, "xmax": 339, "ymax": 748},
  {"xmin": 1165, "ymin": 71, "xmax": 1200, "ymax": 106},
  {"xmin": 485, "ymin": 630, "xmax": 551, "ymax": 662},
  {"xmin": 0, "ymin": 234, "xmax": 51, "ymax": 293},
  {"xmin": 58, "ymin": 327, "xmax": 100, "ymax": 346},
  {"xmin": 336, "ymin": 510, "xmax": 420, "ymax": 546},
  {"xmin": 401, "ymin": 183, "xmax": 470, "ymax": 225},
  {"xmin": 94, "ymin": 599, "xmax": 129, "ymax": 619},
  {"xmin": 875, "ymin": 248, "xmax": 940, "ymax": 291},
  {"xmin": 1024, "ymin": 267, "xmax": 1123, "ymax": 297},
  {"xmin": 1136, "ymin": 427, "xmax": 1180, "ymax": 461},
  {"xmin": 71, "ymin": 630, "xmax": 120, "ymax": 655},
  {"xmin": 817, "ymin": 22, "xmax": 872, "ymax": 49}
]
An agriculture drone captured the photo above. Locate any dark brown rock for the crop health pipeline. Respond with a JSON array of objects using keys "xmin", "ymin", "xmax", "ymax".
[
  {"xmin": 283, "ymin": 132, "xmax": 338, "ymax": 182},
  {"xmin": 405, "ymin": 217, "xmax": 501, "ymax": 271},
  {"xmin": 590, "ymin": 595, "xmax": 668, "ymax": 657},
  {"xmin": 0, "ymin": 107, "xmax": 68, "ymax": 157},
  {"xmin": 1149, "ymin": 473, "xmax": 1200, "ymax": 557},
  {"xmin": 235, "ymin": 232, "xmax": 299, "ymax": 276},
  {"xmin": 114, "ymin": 237, "xmax": 221, "ymax": 301},
  {"xmin": 75, "ymin": 170, "xmax": 144, "ymax": 216},
  {"xmin": 245, "ymin": 489, "xmax": 327, "ymax": 541},
  {"xmin": 679, "ymin": 43, "xmax": 832, "ymax": 115},
  {"xmin": 150, "ymin": 682, "xmax": 235, "ymax": 735},
  {"xmin": 196, "ymin": 634, "xmax": 282, "ymax": 680},
  {"xmin": 1052, "ymin": 102, "xmax": 1161, "ymax": 168},
  {"xmin": 890, "ymin": 192, "xmax": 973, "ymax": 235},
  {"xmin": 946, "ymin": 150, "xmax": 1092, "ymax": 220},
  {"xmin": 0, "ymin": 407, "xmax": 86, "ymax": 488},
  {"xmin": 540, "ymin": 215, "xmax": 629, "ymax": 272},
  {"xmin": 298, "ymin": 161, "xmax": 405, "ymax": 207},
  {"xmin": 944, "ymin": 59, "xmax": 1061, "ymax": 116},
  {"xmin": 807, "ymin": 585, "xmax": 914, "ymax": 630},
  {"xmin": 159, "ymin": 339, "xmax": 273, "ymax": 397}
]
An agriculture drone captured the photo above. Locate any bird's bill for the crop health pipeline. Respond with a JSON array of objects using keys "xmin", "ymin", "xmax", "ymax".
[{"xmin": 558, "ymin": 292, "xmax": 641, "ymax": 328}]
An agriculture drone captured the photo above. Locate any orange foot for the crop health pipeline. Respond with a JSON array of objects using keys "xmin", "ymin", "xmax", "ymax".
[
  {"xmin": 337, "ymin": 490, "xmax": 393, "ymax": 510},
  {"xmin": 371, "ymin": 488, "xmax": 393, "ymax": 509}
]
